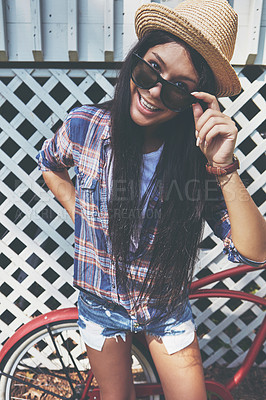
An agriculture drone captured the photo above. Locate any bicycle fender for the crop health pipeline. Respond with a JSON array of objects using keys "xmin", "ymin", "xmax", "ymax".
[{"xmin": 0, "ymin": 307, "xmax": 78, "ymax": 363}]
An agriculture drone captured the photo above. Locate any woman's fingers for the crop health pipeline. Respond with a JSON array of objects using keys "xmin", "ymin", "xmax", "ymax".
[
  {"xmin": 196, "ymin": 113, "xmax": 237, "ymax": 144},
  {"xmin": 192, "ymin": 103, "xmax": 203, "ymax": 146},
  {"xmin": 192, "ymin": 92, "xmax": 220, "ymax": 111},
  {"xmin": 194, "ymin": 108, "xmax": 228, "ymax": 131},
  {"xmin": 192, "ymin": 101, "xmax": 204, "ymax": 120},
  {"xmin": 192, "ymin": 92, "xmax": 221, "ymax": 142},
  {"xmin": 192, "ymin": 92, "xmax": 238, "ymax": 163},
  {"xmin": 202, "ymin": 124, "xmax": 235, "ymax": 146}
]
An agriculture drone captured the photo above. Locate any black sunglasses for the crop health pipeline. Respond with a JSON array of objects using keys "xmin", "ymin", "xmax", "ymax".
[{"xmin": 131, "ymin": 53, "xmax": 199, "ymax": 112}]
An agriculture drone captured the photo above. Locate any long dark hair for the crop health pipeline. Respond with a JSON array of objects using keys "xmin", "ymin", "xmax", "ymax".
[{"xmin": 103, "ymin": 30, "xmax": 216, "ymax": 318}]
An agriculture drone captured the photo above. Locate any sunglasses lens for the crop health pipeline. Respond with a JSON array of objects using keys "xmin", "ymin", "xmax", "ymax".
[
  {"xmin": 161, "ymin": 84, "xmax": 195, "ymax": 111},
  {"xmin": 131, "ymin": 54, "xmax": 195, "ymax": 112},
  {"xmin": 132, "ymin": 59, "xmax": 158, "ymax": 89}
]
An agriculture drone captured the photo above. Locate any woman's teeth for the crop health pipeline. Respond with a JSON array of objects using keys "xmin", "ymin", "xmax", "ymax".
[{"xmin": 140, "ymin": 96, "xmax": 160, "ymax": 111}]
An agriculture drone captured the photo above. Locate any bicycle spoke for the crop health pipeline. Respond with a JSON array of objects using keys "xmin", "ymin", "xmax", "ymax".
[
  {"xmin": 59, "ymin": 332, "xmax": 84, "ymax": 383},
  {"xmin": 18, "ymin": 361, "xmax": 80, "ymax": 384},
  {"xmin": 13, "ymin": 360, "xmax": 72, "ymax": 396},
  {"xmin": 0, "ymin": 370, "xmax": 71, "ymax": 400},
  {"xmin": 15, "ymin": 345, "xmax": 82, "ymax": 396},
  {"xmin": 46, "ymin": 324, "xmax": 78, "ymax": 396}
]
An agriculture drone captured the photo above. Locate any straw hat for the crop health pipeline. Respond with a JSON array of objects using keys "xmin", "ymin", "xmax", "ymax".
[{"xmin": 135, "ymin": 0, "xmax": 241, "ymax": 97}]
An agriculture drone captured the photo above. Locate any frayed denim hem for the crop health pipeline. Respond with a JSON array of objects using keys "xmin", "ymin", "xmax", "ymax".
[
  {"xmin": 145, "ymin": 330, "xmax": 196, "ymax": 355},
  {"xmin": 78, "ymin": 315, "xmax": 127, "ymax": 351}
]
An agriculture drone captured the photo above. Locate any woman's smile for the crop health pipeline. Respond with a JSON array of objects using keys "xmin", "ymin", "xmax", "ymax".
[{"xmin": 138, "ymin": 91, "xmax": 162, "ymax": 112}]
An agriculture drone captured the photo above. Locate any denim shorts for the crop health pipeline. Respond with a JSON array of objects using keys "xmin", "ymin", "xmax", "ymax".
[{"xmin": 77, "ymin": 291, "xmax": 195, "ymax": 355}]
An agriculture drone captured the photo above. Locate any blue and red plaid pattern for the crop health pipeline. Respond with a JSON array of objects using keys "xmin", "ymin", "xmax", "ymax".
[{"xmin": 37, "ymin": 105, "xmax": 262, "ymax": 321}]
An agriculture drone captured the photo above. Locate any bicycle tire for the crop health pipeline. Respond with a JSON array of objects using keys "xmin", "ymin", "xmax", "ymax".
[{"xmin": 0, "ymin": 318, "xmax": 160, "ymax": 400}]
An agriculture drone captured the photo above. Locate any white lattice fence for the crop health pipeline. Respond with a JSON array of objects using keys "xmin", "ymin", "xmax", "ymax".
[
  {"xmin": 0, "ymin": 65, "xmax": 265, "ymax": 368},
  {"xmin": 193, "ymin": 66, "xmax": 266, "ymax": 368}
]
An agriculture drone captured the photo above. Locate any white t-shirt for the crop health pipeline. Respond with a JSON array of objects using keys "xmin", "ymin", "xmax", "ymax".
[{"xmin": 105, "ymin": 144, "xmax": 164, "ymax": 251}]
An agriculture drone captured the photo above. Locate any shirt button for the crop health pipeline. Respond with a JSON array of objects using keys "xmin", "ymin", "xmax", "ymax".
[{"xmin": 133, "ymin": 322, "xmax": 139, "ymax": 328}]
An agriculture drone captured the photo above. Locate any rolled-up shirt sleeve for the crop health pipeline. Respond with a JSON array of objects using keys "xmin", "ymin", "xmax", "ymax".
[
  {"xmin": 205, "ymin": 193, "xmax": 266, "ymax": 267},
  {"xmin": 36, "ymin": 112, "xmax": 74, "ymax": 172}
]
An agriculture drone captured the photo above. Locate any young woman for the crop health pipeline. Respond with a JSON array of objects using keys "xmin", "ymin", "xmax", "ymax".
[{"xmin": 37, "ymin": 0, "xmax": 266, "ymax": 399}]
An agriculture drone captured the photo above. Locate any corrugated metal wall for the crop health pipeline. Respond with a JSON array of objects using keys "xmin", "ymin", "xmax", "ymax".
[{"xmin": 0, "ymin": 0, "xmax": 265, "ymax": 63}]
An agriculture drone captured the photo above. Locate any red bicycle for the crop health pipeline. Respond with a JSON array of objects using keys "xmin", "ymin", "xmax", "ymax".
[{"xmin": 0, "ymin": 264, "xmax": 265, "ymax": 399}]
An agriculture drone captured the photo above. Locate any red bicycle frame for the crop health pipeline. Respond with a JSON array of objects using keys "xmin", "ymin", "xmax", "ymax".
[{"xmin": 190, "ymin": 264, "xmax": 266, "ymax": 392}]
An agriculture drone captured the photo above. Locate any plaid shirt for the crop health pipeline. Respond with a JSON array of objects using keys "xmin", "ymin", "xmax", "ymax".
[{"xmin": 37, "ymin": 105, "xmax": 260, "ymax": 321}]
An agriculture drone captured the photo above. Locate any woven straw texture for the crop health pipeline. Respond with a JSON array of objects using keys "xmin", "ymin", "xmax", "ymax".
[{"xmin": 135, "ymin": 0, "xmax": 241, "ymax": 97}]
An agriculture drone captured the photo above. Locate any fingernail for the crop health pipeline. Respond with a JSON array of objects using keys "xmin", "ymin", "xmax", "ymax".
[
  {"xmin": 196, "ymin": 137, "xmax": 200, "ymax": 147},
  {"xmin": 191, "ymin": 91, "xmax": 199, "ymax": 95},
  {"xmin": 204, "ymin": 140, "xmax": 208, "ymax": 147},
  {"xmin": 195, "ymin": 130, "xmax": 199, "ymax": 137}
]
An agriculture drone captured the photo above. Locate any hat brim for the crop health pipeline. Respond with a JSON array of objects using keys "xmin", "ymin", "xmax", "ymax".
[{"xmin": 135, "ymin": 4, "xmax": 241, "ymax": 97}]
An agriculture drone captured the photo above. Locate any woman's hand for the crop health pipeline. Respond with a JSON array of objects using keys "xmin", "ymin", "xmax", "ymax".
[{"xmin": 192, "ymin": 92, "xmax": 238, "ymax": 167}]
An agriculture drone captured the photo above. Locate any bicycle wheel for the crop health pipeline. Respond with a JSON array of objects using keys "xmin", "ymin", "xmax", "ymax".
[{"xmin": 0, "ymin": 318, "xmax": 160, "ymax": 400}]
